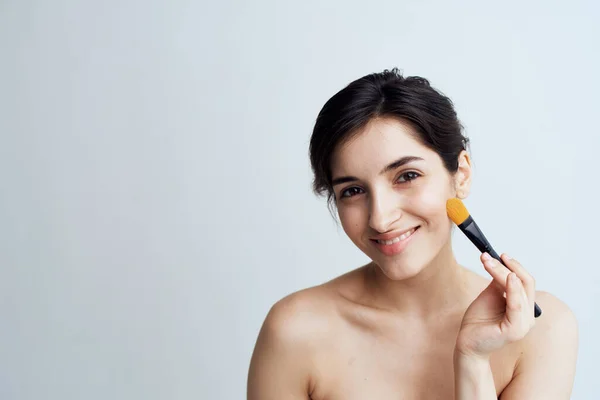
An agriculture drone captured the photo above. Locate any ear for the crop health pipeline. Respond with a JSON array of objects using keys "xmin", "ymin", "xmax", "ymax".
[{"xmin": 454, "ymin": 150, "xmax": 472, "ymax": 199}]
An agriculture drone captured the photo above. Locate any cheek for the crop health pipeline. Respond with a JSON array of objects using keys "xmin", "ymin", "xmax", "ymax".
[
  {"xmin": 338, "ymin": 206, "xmax": 364, "ymax": 237},
  {"xmin": 406, "ymin": 182, "xmax": 453, "ymax": 226}
]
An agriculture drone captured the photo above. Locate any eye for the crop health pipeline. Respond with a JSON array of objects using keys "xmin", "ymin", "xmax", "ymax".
[
  {"xmin": 340, "ymin": 187, "xmax": 364, "ymax": 198},
  {"xmin": 396, "ymin": 171, "xmax": 421, "ymax": 183}
]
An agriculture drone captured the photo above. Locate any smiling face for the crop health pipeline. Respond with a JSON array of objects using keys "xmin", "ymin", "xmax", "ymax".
[{"xmin": 330, "ymin": 117, "xmax": 471, "ymax": 280}]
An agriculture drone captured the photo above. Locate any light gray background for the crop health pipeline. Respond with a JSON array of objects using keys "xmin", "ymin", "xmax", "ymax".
[{"xmin": 1, "ymin": 1, "xmax": 598, "ymax": 399}]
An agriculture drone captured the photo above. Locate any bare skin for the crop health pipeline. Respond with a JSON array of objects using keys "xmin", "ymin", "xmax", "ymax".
[
  {"xmin": 247, "ymin": 117, "xmax": 578, "ymax": 399},
  {"xmin": 248, "ymin": 257, "xmax": 576, "ymax": 399}
]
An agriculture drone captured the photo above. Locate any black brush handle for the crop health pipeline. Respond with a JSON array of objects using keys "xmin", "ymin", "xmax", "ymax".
[{"xmin": 459, "ymin": 216, "xmax": 542, "ymax": 318}]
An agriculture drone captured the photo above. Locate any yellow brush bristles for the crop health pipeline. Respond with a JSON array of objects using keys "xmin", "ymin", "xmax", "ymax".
[{"xmin": 446, "ymin": 198, "xmax": 470, "ymax": 225}]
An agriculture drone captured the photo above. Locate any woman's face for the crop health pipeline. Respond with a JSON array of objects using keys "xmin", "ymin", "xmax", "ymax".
[{"xmin": 330, "ymin": 117, "xmax": 469, "ymax": 280}]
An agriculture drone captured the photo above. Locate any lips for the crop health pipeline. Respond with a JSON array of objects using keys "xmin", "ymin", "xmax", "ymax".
[
  {"xmin": 370, "ymin": 226, "xmax": 419, "ymax": 241},
  {"xmin": 370, "ymin": 226, "xmax": 420, "ymax": 256},
  {"xmin": 374, "ymin": 228, "xmax": 416, "ymax": 244}
]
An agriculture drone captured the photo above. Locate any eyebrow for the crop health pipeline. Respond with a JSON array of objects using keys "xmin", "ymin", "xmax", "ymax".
[{"xmin": 331, "ymin": 156, "xmax": 424, "ymax": 187}]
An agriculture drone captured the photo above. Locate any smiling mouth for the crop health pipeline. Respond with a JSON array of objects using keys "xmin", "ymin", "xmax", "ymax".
[{"xmin": 371, "ymin": 227, "xmax": 420, "ymax": 245}]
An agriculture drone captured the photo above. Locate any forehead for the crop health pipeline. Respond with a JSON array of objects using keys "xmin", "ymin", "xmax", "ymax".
[{"xmin": 331, "ymin": 117, "xmax": 437, "ymax": 175}]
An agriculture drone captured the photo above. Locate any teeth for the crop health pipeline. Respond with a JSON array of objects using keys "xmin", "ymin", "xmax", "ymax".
[{"xmin": 377, "ymin": 228, "xmax": 416, "ymax": 245}]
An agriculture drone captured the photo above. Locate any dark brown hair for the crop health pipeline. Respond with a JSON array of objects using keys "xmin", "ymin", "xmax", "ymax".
[{"xmin": 309, "ymin": 68, "xmax": 469, "ymax": 211}]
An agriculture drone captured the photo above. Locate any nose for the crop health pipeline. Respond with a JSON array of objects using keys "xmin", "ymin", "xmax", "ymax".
[{"xmin": 368, "ymin": 191, "xmax": 403, "ymax": 233}]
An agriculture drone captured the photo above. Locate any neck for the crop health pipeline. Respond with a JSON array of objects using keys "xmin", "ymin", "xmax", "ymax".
[{"xmin": 364, "ymin": 240, "xmax": 472, "ymax": 320}]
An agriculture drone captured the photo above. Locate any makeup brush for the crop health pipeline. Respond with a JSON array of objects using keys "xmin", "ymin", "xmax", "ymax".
[{"xmin": 446, "ymin": 198, "xmax": 542, "ymax": 318}]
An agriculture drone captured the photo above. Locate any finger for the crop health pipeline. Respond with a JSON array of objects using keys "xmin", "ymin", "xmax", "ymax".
[
  {"xmin": 500, "ymin": 254, "xmax": 536, "ymax": 300},
  {"xmin": 503, "ymin": 273, "xmax": 530, "ymax": 341},
  {"xmin": 481, "ymin": 253, "xmax": 511, "ymax": 291}
]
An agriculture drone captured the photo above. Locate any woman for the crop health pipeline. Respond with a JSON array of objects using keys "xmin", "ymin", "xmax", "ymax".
[{"xmin": 247, "ymin": 69, "xmax": 578, "ymax": 399}]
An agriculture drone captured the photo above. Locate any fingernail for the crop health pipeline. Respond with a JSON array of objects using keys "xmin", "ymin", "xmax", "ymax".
[
  {"xmin": 483, "ymin": 253, "xmax": 496, "ymax": 268},
  {"xmin": 510, "ymin": 273, "xmax": 519, "ymax": 283},
  {"xmin": 504, "ymin": 254, "xmax": 512, "ymax": 260}
]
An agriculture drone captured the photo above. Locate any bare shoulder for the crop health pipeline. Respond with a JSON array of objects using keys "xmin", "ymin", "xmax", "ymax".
[
  {"xmin": 247, "ymin": 283, "xmax": 345, "ymax": 399},
  {"xmin": 521, "ymin": 290, "xmax": 578, "ymax": 355},
  {"xmin": 262, "ymin": 284, "xmax": 341, "ymax": 344},
  {"xmin": 258, "ymin": 266, "xmax": 365, "ymax": 343},
  {"xmin": 531, "ymin": 290, "xmax": 578, "ymax": 335},
  {"xmin": 499, "ymin": 290, "xmax": 579, "ymax": 399}
]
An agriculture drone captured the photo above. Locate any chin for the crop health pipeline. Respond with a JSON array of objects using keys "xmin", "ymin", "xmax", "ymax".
[{"xmin": 372, "ymin": 255, "xmax": 427, "ymax": 281}]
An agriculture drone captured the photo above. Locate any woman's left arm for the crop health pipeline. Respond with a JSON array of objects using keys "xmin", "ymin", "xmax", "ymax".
[
  {"xmin": 498, "ymin": 291, "xmax": 578, "ymax": 399},
  {"xmin": 454, "ymin": 254, "xmax": 579, "ymax": 399}
]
